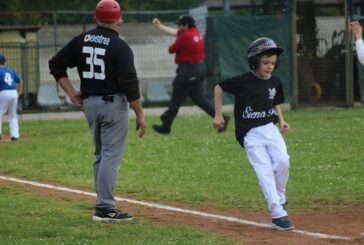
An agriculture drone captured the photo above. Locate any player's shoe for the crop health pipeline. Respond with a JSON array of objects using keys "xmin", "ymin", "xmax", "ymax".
[
  {"xmin": 272, "ymin": 216, "xmax": 294, "ymax": 231},
  {"xmin": 11, "ymin": 137, "xmax": 18, "ymax": 141},
  {"xmin": 0, "ymin": 134, "xmax": 2, "ymax": 140},
  {"xmin": 218, "ymin": 115, "xmax": 230, "ymax": 133},
  {"xmin": 92, "ymin": 208, "xmax": 133, "ymax": 221},
  {"xmin": 152, "ymin": 124, "xmax": 171, "ymax": 135}
]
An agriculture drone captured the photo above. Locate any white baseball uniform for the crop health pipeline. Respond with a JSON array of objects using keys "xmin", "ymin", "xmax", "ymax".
[
  {"xmin": 0, "ymin": 66, "xmax": 21, "ymax": 139},
  {"xmin": 218, "ymin": 72, "xmax": 290, "ymax": 219}
]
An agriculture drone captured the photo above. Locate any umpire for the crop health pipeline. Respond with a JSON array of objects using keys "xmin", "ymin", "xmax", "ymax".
[
  {"xmin": 151, "ymin": 15, "xmax": 229, "ymax": 134},
  {"xmin": 49, "ymin": 0, "xmax": 147, "ymax": 221}
]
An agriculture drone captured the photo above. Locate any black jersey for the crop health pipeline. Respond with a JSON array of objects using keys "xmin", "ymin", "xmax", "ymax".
[
  {"xmin": 218, "ymin": 72, "xmax": 284, "ymax": 142},
  {"xmin": 49, "ymin": 26, "xmax": 140, "ymax": 102}
]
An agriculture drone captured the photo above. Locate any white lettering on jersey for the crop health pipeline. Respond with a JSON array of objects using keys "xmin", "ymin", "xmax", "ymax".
[
  {"xmin": 4, "ymin": 72, "xmax": 13, "ymax": 86},
  {"xmin": 193, "ymin": 34, "xmax": 203, "ymax": 43},
  {"xmin": 82, "ymin": 46, "xmax": 106, "ymax": 80},
  {"xmin": 84, "ymin": 34, "xmax": 110, "ymax": 46},
  {"xmin": 242, "ymin": 106, "xmax": 277, "ymax": 119}
]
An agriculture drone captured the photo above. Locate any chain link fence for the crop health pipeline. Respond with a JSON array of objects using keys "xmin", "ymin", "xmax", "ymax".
[
  {"xmin": 1, "ymin": 1, "xmax": 364, "ymax": 111},
  {"xmin": 296, "ymin": 0, "xmax": 348, "ymax": 105},
  {"xmin": 0, "ymin": 10, "xmax": 186, "ymax": 111}
]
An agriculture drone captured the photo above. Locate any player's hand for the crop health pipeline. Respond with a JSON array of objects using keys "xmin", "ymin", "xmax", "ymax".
[
  {"xmin": 136, "ymin": 116, "xmax": 147, "ymax": 138},
  {"xmin": 70, "ymin": 91, "xmax": 83, "ymax": 109},
  {"xmin": 350, "ymin": 21, "xmax": 362, "ymax": 40},
  {"xmin": 280, "ymin": 121, "xmax": 290, "ymax": 134},
  {"xmin": 213, "ymin": 115, "xmax": 225, "ymax": 130},
  {"xmin": 152, "ymin": 18, "xmax": 161, "ymax": 28}
]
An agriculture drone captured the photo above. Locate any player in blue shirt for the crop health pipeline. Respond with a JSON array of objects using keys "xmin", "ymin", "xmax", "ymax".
[{"xmin": 0, "ymin": 53, "xmax": 23, "ymax": 141}]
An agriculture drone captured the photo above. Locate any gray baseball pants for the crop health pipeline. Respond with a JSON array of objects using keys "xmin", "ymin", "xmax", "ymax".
[{"xmin": 83, "ymin": 94, "xmax": 129, "ymax": 210}]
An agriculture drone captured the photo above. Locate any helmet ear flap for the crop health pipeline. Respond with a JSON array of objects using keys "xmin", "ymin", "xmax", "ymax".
[
  {"xmin": 248, "ymin": 56, "xmax": 260, "ymax": 70},
  {"xmin": 274, "ymin": 56, "xmax": 280, "ymax": 70},
  {"xmin": 248, "ymin": 55, "xmax": 281, "ymax": 70}
]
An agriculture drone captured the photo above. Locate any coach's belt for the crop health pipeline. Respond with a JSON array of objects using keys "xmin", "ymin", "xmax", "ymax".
[
  {"xmin": 83, "ymin": 94, "xmax": 118, "ymax": 102},
  {"xmin": 101, "ymin": 95, "xmax": 114, "ymax": 102}
]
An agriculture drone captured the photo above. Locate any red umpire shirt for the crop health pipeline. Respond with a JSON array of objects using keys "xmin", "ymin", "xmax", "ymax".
[{"xmin": 168, "ymin": 28, "xmax": 205, "ymax": 64}]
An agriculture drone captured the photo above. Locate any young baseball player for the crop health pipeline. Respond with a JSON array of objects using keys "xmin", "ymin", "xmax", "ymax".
[
  {"xmin": 213, "ymin": 37, "xmax": 294, "ymax": 230},
  {"xmin": 350, "ymin": 20, "xmax": 364, "ymax": 66},
  {"xmin": 0, "ymin": 53, "xmax": 23, "ymax": 141}
]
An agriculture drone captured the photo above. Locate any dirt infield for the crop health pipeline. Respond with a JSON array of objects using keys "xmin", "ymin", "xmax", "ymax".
[
  {"xmin": 0, "ymin": 135, "xmax": 29, "ymax": 143},
  {"xmin": 1, "ymin": 178, "xmax": 363, "ymax": 245}
]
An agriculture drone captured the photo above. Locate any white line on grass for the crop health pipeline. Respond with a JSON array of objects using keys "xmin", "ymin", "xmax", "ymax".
[{"xmin": 0, "ymin": 175, "xmax": 354, "ymax": 241}]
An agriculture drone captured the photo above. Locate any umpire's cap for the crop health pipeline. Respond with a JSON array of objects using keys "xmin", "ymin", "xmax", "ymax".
[
  {"xmin": 0, "ymin": 53, "xmax": 5, "ymax": 64},
  {"xmin": 176, "ymin": 15, "xmax": 196, "ymax": 28}
]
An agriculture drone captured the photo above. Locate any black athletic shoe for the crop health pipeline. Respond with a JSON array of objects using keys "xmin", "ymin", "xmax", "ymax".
[
  {"xmin": 92, "ymin": 208, "xmax": 133, "ymax": 221},
  {"xmin": 218, "ymin": 115, "xmax": 230, "ymax": 133},
  {"xmin": 152, "ymin": 124, "xmax": 171, "ymax": 135},
  {"xmin": 272, "ymin": 216, "xmax": 294, "ymax": 231},
  {"xmin": 11, "ymin": 137, "xmax": 18, "ymax": 141},
  {"xmin": 0, "ymin": 134, "xmax": 2, "ymax": 140}
]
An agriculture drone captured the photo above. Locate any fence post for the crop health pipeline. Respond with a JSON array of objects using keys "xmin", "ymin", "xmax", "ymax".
[
  {"xmin": 345, "ymin": 0, "xmax": 354, "ymax": 106},
  {"xmin": 291, "ymin": 0, "xmax": 299, "ymax": 108},
  {"xmin": 20, "ymin": 43, "xmax": 28, "ymax": 111}
]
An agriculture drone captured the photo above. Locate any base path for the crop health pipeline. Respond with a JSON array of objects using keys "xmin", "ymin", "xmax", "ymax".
[{"xmin": 1, "ymin": 175, "xmax": 362, "ymax": 245}]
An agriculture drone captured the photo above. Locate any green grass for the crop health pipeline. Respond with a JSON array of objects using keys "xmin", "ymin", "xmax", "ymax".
[
  {"xmin": 0, "ymin": 107, "xmax": 364, "ymax": 243},
  {"xmin": 0, "ymin": 184, "xmax": 236, "ymax": 245},
  {"xmin": 1, "ymin": 108, "xmax": 364, "ymax": 209}
]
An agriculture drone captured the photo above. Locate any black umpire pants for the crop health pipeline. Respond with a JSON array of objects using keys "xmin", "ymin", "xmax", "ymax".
[{"xmin": 160, "ymin": 61, "xmax": 215, "ymax": 129}]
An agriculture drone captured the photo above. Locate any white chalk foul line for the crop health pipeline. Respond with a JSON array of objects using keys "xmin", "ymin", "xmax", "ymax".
[{"xmin": 0, "ymin": 175, "xmax": 353, "ymax": 241}]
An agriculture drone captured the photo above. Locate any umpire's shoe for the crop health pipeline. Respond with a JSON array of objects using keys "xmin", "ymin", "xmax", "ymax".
[
  {"xmin": 271, "ymin": 216, "xmax": 294, "ymax": 231},
  {"xmin": 152, "ymin": 124, "xmax": 171, "ymax": 135},
  {"xmin": 92, "ymin": 208, "xmax": 133, "ymax": 221}
]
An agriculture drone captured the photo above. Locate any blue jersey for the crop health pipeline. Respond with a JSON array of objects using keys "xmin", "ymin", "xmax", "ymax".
[{"xmin": 0, "ymin": 66, "xmax": 21, "ymax": 90}]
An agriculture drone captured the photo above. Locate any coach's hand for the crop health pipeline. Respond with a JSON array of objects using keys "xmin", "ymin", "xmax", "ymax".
[
  {"xmin": 136, "ymin": 116, "xmax": 147, "ymax": 138},
  {"xmin": 350, "ymin": 21, "xmax": 362, "ymax": 40},
  {"xmin": 69, "ymin": 91, "xmax": 83, "ymax": 109}
]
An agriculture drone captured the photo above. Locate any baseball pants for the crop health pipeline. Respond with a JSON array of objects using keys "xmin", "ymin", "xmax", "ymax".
[
  {"xmin": 160, "ymin": 79, "xmax": 215, "ymax": 129},
  {"xmin": 83, "ymin": 94, "xmax": 129, "ymax": 210},
  {"xmin": 0, "ymin": 90, "xmax": 20, "ymax": 138},
  {"xmin": 243, "ymin": 122, "xmax": 290, "ymax": 219}
]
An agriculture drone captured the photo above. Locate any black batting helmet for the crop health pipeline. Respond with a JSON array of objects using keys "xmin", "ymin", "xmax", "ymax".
[{"xmin": 247, "ymin": 37, "xmax": 283, "ymax": 70}]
